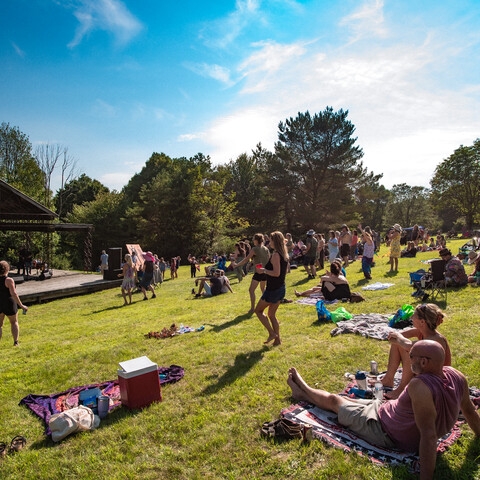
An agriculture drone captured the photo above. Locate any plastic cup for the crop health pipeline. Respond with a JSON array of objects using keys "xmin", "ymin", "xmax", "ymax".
[{"xmin": 256, "ymin": 264, "xmax": 262, "ymax": 269}]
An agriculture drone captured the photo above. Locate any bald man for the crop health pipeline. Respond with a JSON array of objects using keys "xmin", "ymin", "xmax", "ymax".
[{"xmin": 287, "ymin": 340, "xmax": 480, "ymax": 480}]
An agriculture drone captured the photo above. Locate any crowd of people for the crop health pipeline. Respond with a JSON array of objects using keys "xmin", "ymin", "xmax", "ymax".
[{"xmin": 3, "ymin": 224, "xmax": 480, "ymax": 479}]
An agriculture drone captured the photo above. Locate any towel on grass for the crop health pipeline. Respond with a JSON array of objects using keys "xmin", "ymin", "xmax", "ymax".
[
  {"xmin": 330, "ymin": 313, "xmax": 409, "ymax": 340},
  {"xmin": 361, "ymin": 282, "xmax": 395, "ymax": 291},
  {"xmin": 19, "ymin": 365, "xmax": 184, "ymax": 434},
  {"xmin": 281, "ymin": 401, "xmax": 462, "ymax": 473},
  {"xmin": 295, "ymin": 297, "xmax": 339, "ymax": 306}
]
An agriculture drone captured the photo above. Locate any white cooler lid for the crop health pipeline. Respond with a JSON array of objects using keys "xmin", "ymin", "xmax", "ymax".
[{"xmin": 118, "ymin": 356, "xmax": 158, "ymax": 378}]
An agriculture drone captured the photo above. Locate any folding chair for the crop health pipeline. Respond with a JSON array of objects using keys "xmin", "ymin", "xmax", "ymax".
[{"xmin": 423, "ymin": 259, "xmax": 447, "ymax": 303}]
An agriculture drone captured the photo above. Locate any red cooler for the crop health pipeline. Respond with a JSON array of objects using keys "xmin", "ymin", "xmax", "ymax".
[{"xmin": 117, "ymin": 356, "xmax": 162, "ymax": 409}]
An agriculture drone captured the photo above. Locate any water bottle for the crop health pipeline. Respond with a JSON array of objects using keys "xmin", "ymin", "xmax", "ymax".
[
  {"xmin": 355, "ymin": 371, "xmax": 367, "ymax": 390},
  {"xmin": 374, "ymin": 381, "xmax": 383, "ymax": 400}
]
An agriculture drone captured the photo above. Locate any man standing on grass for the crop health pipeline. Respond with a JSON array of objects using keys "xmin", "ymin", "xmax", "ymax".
[{"xmin": 287, "ymin": 340, "xmax": 480, "ymax": 480}]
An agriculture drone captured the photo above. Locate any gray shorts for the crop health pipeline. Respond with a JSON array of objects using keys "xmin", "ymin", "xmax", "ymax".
[{"xmin": 337, "ymin": 399, "xmax": 396, "ymax": 449}]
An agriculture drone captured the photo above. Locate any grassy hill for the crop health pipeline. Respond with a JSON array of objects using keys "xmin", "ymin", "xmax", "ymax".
[{"xmin": 1, "ymin": 239, "xmax": 479, "ymax": 479}]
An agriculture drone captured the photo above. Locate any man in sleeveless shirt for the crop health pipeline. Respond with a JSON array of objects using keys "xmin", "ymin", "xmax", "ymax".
[{"xmin": 287, "ymin": 340, "xmax": 480, "ymax": 479}]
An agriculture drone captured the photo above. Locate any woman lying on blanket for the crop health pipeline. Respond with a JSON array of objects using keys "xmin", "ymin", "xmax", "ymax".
[
  {"xmin": 381, "ymin": 303, "xmax": 451, "ymax": 400},
  {"xmin": 294, "ymin": 261, "xmax": 350, "ymax": 301}
]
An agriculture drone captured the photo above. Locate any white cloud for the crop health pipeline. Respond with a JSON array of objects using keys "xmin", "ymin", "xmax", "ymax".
[
  {"xmin": 99, "ymin": 171, "xmax": 133, "ymax": 190},
  {"xmin": 184, "ymin": 62, "xmax": 233, "ymax": 86},
  {"xmin": 177, "ymin": 133, "xmax": 205, "ymax": 142},
  {"xmin": 199, "ymin": 0, "xmax": 263, "ymax": 49},
  {"xmin": 67, "ymin": 0, "xmax": 143, "ymax": 48},
  {"xmin": 11, "ymin": 41, "xmax": 25, "ymax": 58},
  {"xmin": 92, "ymin": 99, "xmax": 117, "ymax": 118},
  {"xmin": 201, "ymin": 32, "xmax": 480, "ymax": 188},
  {"xmin": 339, "ymin": 0, "xmax": 388, "ymax": 42}
]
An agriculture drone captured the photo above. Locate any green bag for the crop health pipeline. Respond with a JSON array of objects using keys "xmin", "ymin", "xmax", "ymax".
[{"xmin": 330, "ymin": 307, "xmax": 353, "ymax": 323}]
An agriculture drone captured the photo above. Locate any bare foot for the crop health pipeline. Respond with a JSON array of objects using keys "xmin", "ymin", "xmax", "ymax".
[
  {"xmin": 272, "ymin": 338, "xmax": 282, "ymax": 346},
  {"xmin": 294, "ymin": 290, "xmax": 301, "ymax": 297},
  {"xmin": 287, "ymin": 372, "xmax": 308, "ymax": 401},
  {"xmin": 264, "ymin": 334, "xmax": 278, "ymax": 344},
  {"xmin": 384, "ymin": 388, "xmax": 401, "ymax": 400}
]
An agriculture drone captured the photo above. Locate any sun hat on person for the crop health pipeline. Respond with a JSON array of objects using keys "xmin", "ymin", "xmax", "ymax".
[
  {"xmin": 467, "ymin": 250, "xmax": 480, "ymax": 264},
  {"xmin": 143, "ymin": 251, "xmax": 155, "ymax": 262},
  {"xmin": 439, "ymin": 248, "xmax": 451, "ymax": 257},
  {"xmin": 393, "ymin": 224, "xmax": 402, "ymax": 232},
  {"xmin": 306, "ymin": 229, "xmax": 315, "ymax": 236}
]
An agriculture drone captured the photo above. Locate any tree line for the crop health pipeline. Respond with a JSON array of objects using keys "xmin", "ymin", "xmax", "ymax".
[{"xmin": 1, "ymin": 111, "xmax": 479, "ymax": 270}]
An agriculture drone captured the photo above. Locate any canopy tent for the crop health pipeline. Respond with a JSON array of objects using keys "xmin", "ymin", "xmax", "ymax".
[{"xmin": 0, "ymin": 179, "xmax": 94, "ymax": 270}]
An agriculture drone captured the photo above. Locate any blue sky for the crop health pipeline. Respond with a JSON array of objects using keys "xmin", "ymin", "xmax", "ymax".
[{"xmin": 1, "ymin": 0, "xmax": 480, "ymax": 192}]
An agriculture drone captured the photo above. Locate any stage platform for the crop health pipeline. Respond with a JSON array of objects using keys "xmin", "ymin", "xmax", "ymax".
[{"xmin": 16, "ymin": 270, "xmax": 122, "ymax": 304}]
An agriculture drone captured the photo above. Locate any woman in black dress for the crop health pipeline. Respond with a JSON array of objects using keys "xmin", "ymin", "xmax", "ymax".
[
  {"xmin": 0, "ymin": 260, "xmax": 28, "ymax": 346},
  {"xmin": 254, "ymin": 231, "xmax": 288, "ymax": 346}
]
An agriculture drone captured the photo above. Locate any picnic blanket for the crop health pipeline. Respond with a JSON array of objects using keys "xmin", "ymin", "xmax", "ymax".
[
  {"xmin": 330, "ymin": 313, "xmax": 408, "ymax": 340},
  {"xmin": 295, "ymin": 296, "xmax": 339, "ymax": 306},
  {"xmin": 19, "ymin": 365, "xmax": 184, "ymax": 434},
  {"xmin": 281, "ymin": 400, "xmax": 462, "ymax": 473},
  {"xmin": 361, "ymin": 282, "xmax": 395, "ymax": 291}
]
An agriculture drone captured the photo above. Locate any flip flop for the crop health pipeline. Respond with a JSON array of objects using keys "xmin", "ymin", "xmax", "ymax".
[{"xmin": 9, "ymin": 436, "xmax": 26, "ymax": 453}]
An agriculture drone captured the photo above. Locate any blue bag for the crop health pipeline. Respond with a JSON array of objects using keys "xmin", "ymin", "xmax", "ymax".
[{"xmin": 316, "ymin": 300, "xmax": 331, "ymax": 322}]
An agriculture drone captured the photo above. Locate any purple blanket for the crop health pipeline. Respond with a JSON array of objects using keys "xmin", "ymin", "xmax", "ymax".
[{"xmin": 19, "ymin": 365, "xmax": 184, "ymax": 434}]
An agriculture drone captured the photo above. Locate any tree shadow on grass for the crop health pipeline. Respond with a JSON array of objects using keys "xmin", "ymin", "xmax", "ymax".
[
  {"xmin": 201, "ymin": 347, "xmax": 268, "ymax": 396},
  {"xmin": 205, "ymin": 313, "xmax": 252, "ymax": 333}
]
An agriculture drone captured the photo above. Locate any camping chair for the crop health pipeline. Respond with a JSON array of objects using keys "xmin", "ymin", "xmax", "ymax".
[
  {"xmin": 423, "ymin": 259, "xmax": 447, "ymax": 303},
  {"xmin": 409, "ymin": 269, "xmax": 427, "ymax": 298}
]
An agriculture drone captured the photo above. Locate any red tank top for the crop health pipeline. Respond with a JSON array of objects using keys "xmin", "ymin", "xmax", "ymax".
[{"xmin": 378, "ymin": 367, "xmax": 465, "ymax": 452}]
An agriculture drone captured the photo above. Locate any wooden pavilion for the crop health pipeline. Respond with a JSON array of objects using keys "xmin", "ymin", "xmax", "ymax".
[{"xmin": 0, "ymin": 179, "xmax": 94, "ymax": 270}]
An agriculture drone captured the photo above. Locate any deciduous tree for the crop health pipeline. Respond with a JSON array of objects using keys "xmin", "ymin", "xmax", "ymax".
[{"xmin": 431, "ymin": 139, "xmax": 480, "ymax": 230}]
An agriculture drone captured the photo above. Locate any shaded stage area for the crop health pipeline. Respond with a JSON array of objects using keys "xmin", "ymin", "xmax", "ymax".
[{"xmin": 16, "ymin": 269, "xmax": 121, "ymax": 304}]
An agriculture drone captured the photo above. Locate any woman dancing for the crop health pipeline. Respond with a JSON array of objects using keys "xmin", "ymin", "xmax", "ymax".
[
  {"xmin": 232, "ymin": 233, "xmax": 270, "ymax": 314},
  {"xmin": 254, "ymin": 231, "xmax": 288, "ymax": 346},
  {"xmin": 381, "ymin": 303, "xmax": 450, "ymax": 399},
  {"xmin": 0, "ymin": 260, "xmax": 28, "ymax": 346}
]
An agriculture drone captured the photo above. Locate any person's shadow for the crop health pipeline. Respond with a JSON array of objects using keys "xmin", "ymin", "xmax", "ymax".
[
  {"xmin": 205, "ymin": 313, "xmax": 252, "ymax": 333},
  {"xmin": 201, "ymin": 347, "xmax": 268, "ymax": 396}
]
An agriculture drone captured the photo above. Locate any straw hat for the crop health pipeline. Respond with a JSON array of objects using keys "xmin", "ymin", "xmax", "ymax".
[{"xmin": 467, "ymin": 250, "xmax": 480, "ymax": 264}]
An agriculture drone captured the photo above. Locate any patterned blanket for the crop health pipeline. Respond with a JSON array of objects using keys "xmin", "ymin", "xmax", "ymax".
[
  {"xmin": 330, "ymin": 313, "xmax": 408, "ymax": 340},
  {"xmin": 281, "ymin": 400, "xmax": 462, "ymax": 473},
  {"xmin": 19, "ymin": 365, "xmax": 184, "ymax": 434}
]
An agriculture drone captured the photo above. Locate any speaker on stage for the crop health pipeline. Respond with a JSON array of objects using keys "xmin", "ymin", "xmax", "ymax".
[{"xmin": 104, "ymin": 247, "xmax": 122, "ymax": 280}]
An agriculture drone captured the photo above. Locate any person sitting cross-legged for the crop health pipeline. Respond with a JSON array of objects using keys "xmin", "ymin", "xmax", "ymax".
[{"xmin": 286, "ymin": 340, "xmax": 480, "ymax": 480}]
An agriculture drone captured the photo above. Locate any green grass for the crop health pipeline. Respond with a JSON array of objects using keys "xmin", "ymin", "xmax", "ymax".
[{"xmin": 1, "ymin": 240, "xmax": 480, "ymax": 479}]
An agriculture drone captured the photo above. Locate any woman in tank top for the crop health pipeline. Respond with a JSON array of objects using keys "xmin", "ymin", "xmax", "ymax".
[
  {"xmin": 254, "ymin": 232, "xmax": 288, "ymax": 346},
  {"xmin": 232, "ymin": 233, "xmax": 270, "ymax": 314},
  {"xmin": 0, "ymin": 260, "xmax": 28, "ymax": 346}
]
